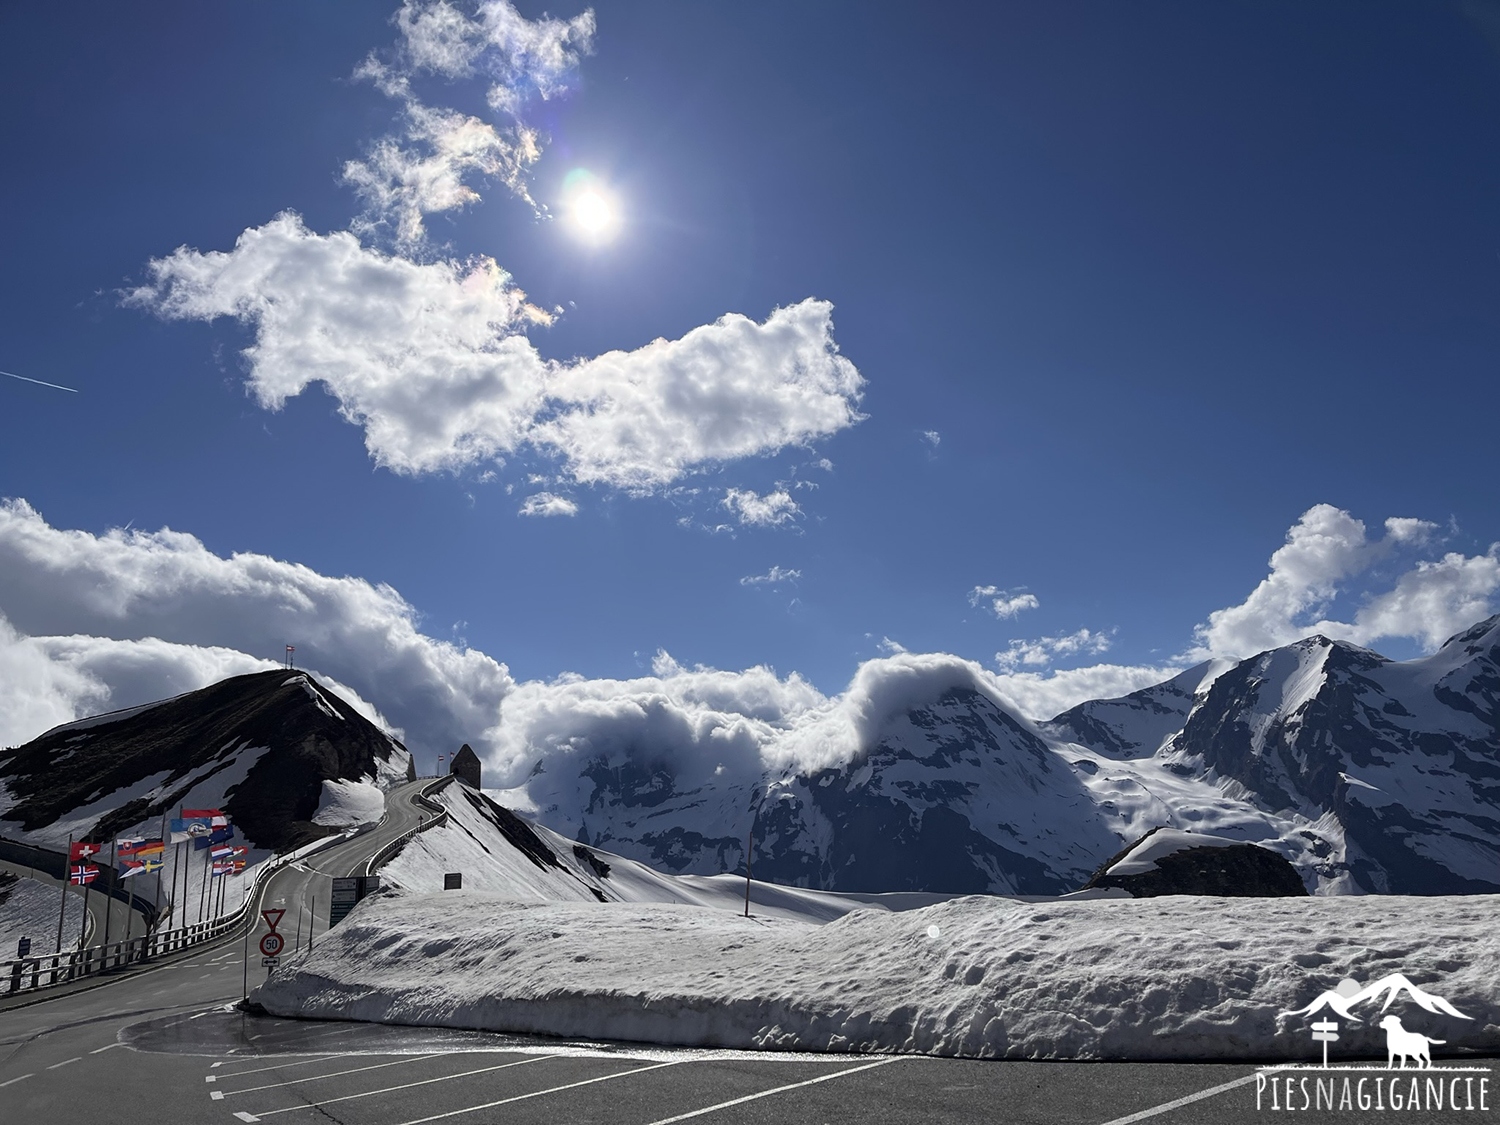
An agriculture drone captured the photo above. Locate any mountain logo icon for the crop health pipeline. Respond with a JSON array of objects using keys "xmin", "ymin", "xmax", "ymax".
[{"xmin": 1282, "ymin": 973, "xmax": 1472, "ymax": 1027}]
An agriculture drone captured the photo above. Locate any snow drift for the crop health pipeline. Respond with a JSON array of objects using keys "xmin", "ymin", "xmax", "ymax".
[{"xmin": 252, "ymin": 890, "xmax": 1500, "ymax": 1061}]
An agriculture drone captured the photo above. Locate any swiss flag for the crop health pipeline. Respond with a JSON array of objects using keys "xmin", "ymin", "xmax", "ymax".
[{"xmin": 69, "ymin": 841, "xmax": 102, "ymax": 862}]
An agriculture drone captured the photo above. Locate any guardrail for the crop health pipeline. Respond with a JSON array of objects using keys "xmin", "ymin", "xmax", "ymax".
[
  {"xmin": 359, "ymin": 775, "xmax": 454, "ymax": 878},
  {"xmin": 0, "ymin": 777, "xmax": 456, "ymax": 999}
]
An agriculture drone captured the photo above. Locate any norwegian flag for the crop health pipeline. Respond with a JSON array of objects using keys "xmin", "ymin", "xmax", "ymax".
[
  {"xmin": 70, "ymin": 864, "xmax": 99, "ymax": 885},
  {"xmin": 69, "ymin": 841, "xmax": 102, "ymax": 862}
]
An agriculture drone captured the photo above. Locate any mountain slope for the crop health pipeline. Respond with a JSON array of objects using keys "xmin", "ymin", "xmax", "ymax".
[
  {"xmin": 0, "ymin": 669, "xmax": 412, "ymax": 852},
  {"xmin": 1158, "ymin": 616, "xmax": 1500, "ymax": 894}
]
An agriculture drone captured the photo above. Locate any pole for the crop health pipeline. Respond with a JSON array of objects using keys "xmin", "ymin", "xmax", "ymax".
[
  {"xmin": 123, "ymin": 870, "xmax": 134, "ymax": 965},
  {"xmin": 79, "ymin": 851, "xmax": 92, "ymax": 951},
  {"xmin": 56, "ymin": 835, "xmax": 71, "ymax": 956},
  {"xmin": 153, "ymin": 813, "xmax": 166, "ymax": 925},
  {"xmin": 242, "ymin": 911, "xmax": 250, "ymax": 1003},
  {"xmin": 743, "ymin": 812, "xmax": 754, "ymax": 919},
  {"xmin": 198, "ymin": 842, "xmax": 209, "ymax": 924},
  {"xmin": 294, "ymin": 904, "xmax": 302, "ymax": 952},
  {"xmin": 309, "ymin": 895, "xmax": 316, "ymax": 950},
  {"xmin": 102, "ymin": 837, "xmax": 116, "ymax": 954}
]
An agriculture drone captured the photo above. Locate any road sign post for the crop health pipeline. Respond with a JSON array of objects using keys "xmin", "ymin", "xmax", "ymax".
[{"xmin": 1311, "ymin": 1019, "xmax": 1339, "ymax": 1068}]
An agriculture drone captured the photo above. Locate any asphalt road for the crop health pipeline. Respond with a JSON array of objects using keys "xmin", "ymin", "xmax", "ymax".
[{"xmin": 3, "ymin": 780, "xmax": 1495, "ymax": 1124}]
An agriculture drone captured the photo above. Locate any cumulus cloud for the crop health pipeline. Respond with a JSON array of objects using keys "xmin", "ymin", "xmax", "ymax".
[
  {"xmin": 126, "ymin": 217, "xmax": 863, "ymax": 486},
  {"xmin": 740, "ymin": 566, "xmax": 800, "ymax": 587},
  {"xmin": 721, "ymin": 488, "xmax": 802, "ymax": 528},
  {"xmin": 969, "ymin": 585, "xmax": 1040, "ymax": 620},
  {"xmin": 0, "ymin": 500, "xmax": 512, "ymax": 755},
  {"xmin": 1188, "ymin": 504, "xmax": 1499, "ymax": 659},
  {"xmin": 518, "ymin": 492, "xmax": 578, "ymax": 517},
  {"xmin": 995, "ymin": 628, "xmax": 1112, "ymax": 673}
]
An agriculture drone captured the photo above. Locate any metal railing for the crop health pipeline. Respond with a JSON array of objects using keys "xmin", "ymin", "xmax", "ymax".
[{"xmin": 1, "ymin": 777, "xmax": 456, "ymax": 998}]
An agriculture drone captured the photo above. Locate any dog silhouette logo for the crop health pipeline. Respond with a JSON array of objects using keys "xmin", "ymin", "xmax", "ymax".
[{"xmin": 1378, "ymin": 1015, "xmax": 1444, "ymax": 1070}]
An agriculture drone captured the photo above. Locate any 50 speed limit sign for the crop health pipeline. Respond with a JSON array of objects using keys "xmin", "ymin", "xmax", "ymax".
[{"xmin": 259, "ymin": 932, "xmax": 284, "ymax": 958}]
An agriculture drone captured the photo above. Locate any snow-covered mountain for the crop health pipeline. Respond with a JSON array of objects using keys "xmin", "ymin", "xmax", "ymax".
[
  {"xmin": 506, "ymin": 617, "xmax": 1500, "ymax": 897},
  {"xmin": 0, "ymin": 669, "xmax": 412, "ymax": 852}
]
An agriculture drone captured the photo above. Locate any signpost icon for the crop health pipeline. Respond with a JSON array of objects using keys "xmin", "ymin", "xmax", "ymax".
[{"xmin": 1311, "ymin": 1018, "xmax": 1339, "ymax": 1068}]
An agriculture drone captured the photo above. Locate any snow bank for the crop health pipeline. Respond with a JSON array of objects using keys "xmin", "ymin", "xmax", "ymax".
[
  {"xmin": 0, "ymin": 873, "xmax": 87, "ymax": 956},
  {"xmin": 1106, "ymin": 829, "xmax": 1244, "ymax": 876},
  {"xmin": 311, "ymin": 778, "xmax": 387, "ymax": 828},
  {"xmin": 253, "ymin": 891, "xmax": 1500, "ymax": 1061}
]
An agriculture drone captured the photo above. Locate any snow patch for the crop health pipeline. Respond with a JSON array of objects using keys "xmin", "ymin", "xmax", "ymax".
[{"xmin": 311, "ymin": 778, "xmax": 387, "ymax": 828}]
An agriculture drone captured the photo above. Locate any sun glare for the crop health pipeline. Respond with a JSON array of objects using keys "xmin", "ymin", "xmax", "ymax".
[{"xmin": 562, "ymin": 170, "xmax": 621, "ymax": 243}]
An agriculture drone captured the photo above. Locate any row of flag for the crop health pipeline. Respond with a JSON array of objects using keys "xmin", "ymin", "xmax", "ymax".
[{"xmin": 66, "ymin": 808, "xmax": 248, "ymax": 882}]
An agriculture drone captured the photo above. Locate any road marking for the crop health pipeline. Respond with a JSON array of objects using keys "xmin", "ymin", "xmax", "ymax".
[
  {"xmin": 219, "ymin": 1052, "xmax": 442, "ymax": 1095},
  {"xmin": 389, "ymin": 1060, "xmax": 687, "ymax": 1125},
  {"xmin": 0, "ymin": 1074, "xmax": 34, "ymax": 1088},
  {"xmin": 206, "ymin": 1075, "xmax": 217, "ymax": 1083},
  {"xmin": 1096, "ymin": 1073, "xmax": 1259, "ymax": 1125},
  {"xmin": 233, "ymin": 1112, "xmax": 261, "ymax": 1122},
  {"xmin": 251, "ymin": 1055, "xmax": 555, "ymax": 1116},
  {"xmin": 641, "ymin": 1056, "xmax": 903, "ymax": 1125},
  {"xmin": 46, "ymin": 1057, "xmax": 82, "ymax": 1069},
  {"xmin": 210, "ymin": 1054, "xmax": 339, "ymax": 1079},
  {"xmin": 211, "ymin": 1090, "xmax": 224, "ymax": 1100},
  {"xmin": 90, "ymin": 1042, "xmax": 123, "ymax": 1054}
]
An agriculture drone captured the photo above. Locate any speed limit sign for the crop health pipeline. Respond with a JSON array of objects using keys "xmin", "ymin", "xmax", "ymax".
[{"xmin": 259, "ymin": 932, "xmax": 285, "ymax": 958}]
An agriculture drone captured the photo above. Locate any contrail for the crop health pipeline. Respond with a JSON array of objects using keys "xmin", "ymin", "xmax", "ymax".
[{"xmin": 1, "ymin": 368, "xmax": 78, "ymax": 393}]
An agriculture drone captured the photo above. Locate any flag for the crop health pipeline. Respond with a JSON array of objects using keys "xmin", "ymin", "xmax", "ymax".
[
  {"xmin": 69, "ymin": 841, "xmax": 102, "ymax": 862},
  {"xmin": 210, "ymin": 844, "xmax": 233, "ymax": 859},
  {"xmin": 211, "ymin": 860, "xmax": 245, "ymax": 876},
  {"xmin": 182, "ymin": 808, "xmax": 228, "ymax": 827},
  {"xmin": 121, "ymin": 857, "xmax": 163, "ymax": 878},
  {"xmin": 70, "ymin": 864, "xmax": 99, "ymax": 885},
  {"xmin": 169, "ymin": 816, "xmax": 213, "ymax": 842},
  {"xmin": 230, "ymin": 846, "xmax": 249, "ymax": 857},
  {"xmin": 118, "ymin": 837, "xmax": 164, "ymax": 859},
  {"xmin": 196, "ymin": 824, "xmax": 234, "ymax": 849}
]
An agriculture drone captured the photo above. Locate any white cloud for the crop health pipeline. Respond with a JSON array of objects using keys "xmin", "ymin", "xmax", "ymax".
[
  {"xmin": 0, "ymin": 500, "xmax": 512, "ymax": 755},
  {"xmin": 921, "ymin": 430, "xmax": 940, "ymax": 448},
  {"xmin": 876, "ymin": 636, "xmax": 907, "ymax": 655},
  {"xmin": 989, "ymin": 662, "xmax": 1187, "ymax": 724},
  {"xmin": 518, "ymin": 492, "xmax": 578, "ymax": 517},
  {"xmin": 721, "ymin": 488, "xmax": 802, "ymax": 528},
  {"xmin": 740, "ymin": 566, "xmax": 800, "ymax": 587},
  {"xmin": 969, "ymin": 585, "xmax": 1040, "ymax": 620},
  {"xmin": 126, "ymin": 217, "xmax": 863, "ymax": 488},
  {"xmin": 1188, "ymin": 504, "xmax": 1500, "ymax": 659},
  {"xmin": 995, "ymin": 628, "xmax": 1112, "ymax": 673},
  {"xmin": 348, "ymin": 1, "xmax": 595, "ymax": 239}
]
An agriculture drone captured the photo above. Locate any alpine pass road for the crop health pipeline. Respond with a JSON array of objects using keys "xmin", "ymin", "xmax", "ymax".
[{"xmin": 3, "ymin": 780, "xmax": 1494, "ymax": 1125}]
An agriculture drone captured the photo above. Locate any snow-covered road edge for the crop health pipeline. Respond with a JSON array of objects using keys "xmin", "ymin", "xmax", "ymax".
[{"xmin": 252, "ymin": 891, "xmax": 1500, "ymax": 1061}]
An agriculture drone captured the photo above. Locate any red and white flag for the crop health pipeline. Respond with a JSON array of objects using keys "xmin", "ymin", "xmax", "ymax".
[
  {"xmin": 183, "ymin": 808, "xmax": 229, "ymax": 827},
  {"xmin": 70, "ymin": 864, "xmax": 99, "ymax": 885},
  {"xmin": 69, "ymin": 841, "xmax": 102, "ymax": 862}
]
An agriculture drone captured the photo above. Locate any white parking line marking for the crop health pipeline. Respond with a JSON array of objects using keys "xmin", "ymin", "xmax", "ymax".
[
  {"xmin": 1096, "ymin": 1073, "xmax": 1259, "ymax": 1125},
  {"xmin": 233, "ymin": 1112, "xmax": 261, "ymax": 1123},
  {"xmin": 211, "ymin": 1090, "xmax": 224, "ymax": 1100},
  {"xmin": 644, "ymin": 1057, "xmax": 902, "ymax": 1125},
  {"xmin": 90, "ymin": 1042, "xmax": 123, "ymax": 1054},
  {"xmin": 221, "ymin": 1053, "xmax": 442, "ymax": 1095},
  {"xmin": 390, "ymin": 1060, "xmax": 686, "ymax": 1125},
  {"xmin": 252, "ymin": 1055, "xmax": 555, "ymax": 1116},
  {"xmin": 206, "ymin": 1075, "xmax": 217, "ymax": 1083},
  {"xmin": 210, "ymin": 1054, "xmax": 340, "ymax": 1079},
  {"xmin": 46, "ymin": 1057, "xmax": 81, "ymax": 1069},
  {"xmin": 0, "ymin": 1074, "xmax": 34, "ymax": 1088}
]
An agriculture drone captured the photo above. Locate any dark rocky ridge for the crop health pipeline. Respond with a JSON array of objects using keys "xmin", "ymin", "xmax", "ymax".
[
  {"xmin": 0, "ymin": 669, "xmax": 409, "ymax": 852},
  {"xmin": 1081, "ymin": 827, "xmax": 1309, "ymax": 897}
]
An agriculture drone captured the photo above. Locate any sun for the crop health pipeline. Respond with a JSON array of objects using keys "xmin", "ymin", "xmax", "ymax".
[{"xmin": 561, "ymin": 170, "xmax": 622, "ymax": 243}]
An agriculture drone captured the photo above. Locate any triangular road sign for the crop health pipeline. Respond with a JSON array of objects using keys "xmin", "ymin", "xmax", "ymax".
[{"xmin": 261, "ymin": 908, "xmax": 285, "ymax": 932}]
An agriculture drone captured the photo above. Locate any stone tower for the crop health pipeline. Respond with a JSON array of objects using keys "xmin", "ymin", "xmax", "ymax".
[{"xmin": 450, "ymin": 743, "xmax": 481, "ymax": 789}]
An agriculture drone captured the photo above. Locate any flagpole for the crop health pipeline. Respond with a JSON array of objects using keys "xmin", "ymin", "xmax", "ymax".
[
  {"xmin": 56, "ymin": 834, "xmax": 71, "ymax": 957},
  {"xmin": 79, "ymin": 847, "xmax": 92, "ymax": 952},
  {"xmin": 198, "ymin": 840, "xmax": 210, "ymax": 924},
  {"xmin": 102, "ymin": 837, "xmax": 117, "ymax": 956},
  {"xmin": 153, "ymin": 812, "xmax": 166, "ymax": 932}
]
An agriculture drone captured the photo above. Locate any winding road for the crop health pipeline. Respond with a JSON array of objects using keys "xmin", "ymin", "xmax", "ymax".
[{"xmin": 2, "ymin": 778, "xmax": 1494, "ymax": 1125}]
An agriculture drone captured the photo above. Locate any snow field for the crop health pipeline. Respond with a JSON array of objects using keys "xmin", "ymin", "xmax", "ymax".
[
  {"xmin": 252, "ymin": 890, "xmax": 1500, "ymax": 1061},
  {"xmin": 0, "ymin": 874, "xmax": 89, "ymax": 956}
]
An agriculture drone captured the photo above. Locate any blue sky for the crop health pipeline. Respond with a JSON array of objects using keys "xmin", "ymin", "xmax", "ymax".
[{"xmin": 2, "ymin": 2, "xmax": 1498, "ymax": 768}]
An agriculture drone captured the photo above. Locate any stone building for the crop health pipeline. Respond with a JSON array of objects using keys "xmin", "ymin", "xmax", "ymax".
[{"xmin": 450, "ymin": 743, "xmax": 481, "ymax": 789}]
